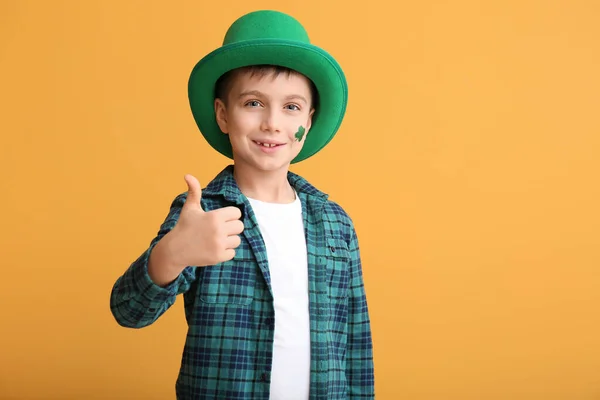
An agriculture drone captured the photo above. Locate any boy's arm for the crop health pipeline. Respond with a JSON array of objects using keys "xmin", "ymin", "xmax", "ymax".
[
  {"xmin": 346, "ymin": 228, "xmax": 375, "ymax": 398},
  {"xmin": 109, "ymin": 194, "xmax": 197, "ymax": 329}
]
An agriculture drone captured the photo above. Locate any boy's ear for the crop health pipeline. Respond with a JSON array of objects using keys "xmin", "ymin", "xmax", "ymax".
[
  {"xmin": 305, "ymin": 107, "xmax": 315, "ymax": 135},
  {"xmin": 214, "ymin": 98, "xmax": 229, "ymax": 134}
]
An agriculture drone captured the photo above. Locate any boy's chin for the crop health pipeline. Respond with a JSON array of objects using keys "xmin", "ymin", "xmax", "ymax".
[
  {"xmin": 253, "ymin": 160, "xmax": 292, "ymax": 172},
  {"xmin": 232, "ymin": 149, "xmax": 300, "ymax": 172},
  {"xmin": 239, "ymin": 157, "xmax": 294, "ymax": 172}
]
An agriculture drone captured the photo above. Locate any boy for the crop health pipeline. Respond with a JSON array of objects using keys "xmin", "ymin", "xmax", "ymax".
[{"xmin": 110, "ymin": 10, "xmax": 374, "ymax": 400}]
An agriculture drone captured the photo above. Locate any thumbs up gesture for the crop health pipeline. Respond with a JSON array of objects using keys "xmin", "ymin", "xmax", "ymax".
[
  {"xmin": 148, "ymin": 174, "xmax": 245, "ymax": 286},
  {"xmin": 172, "ymin": 174, "xmax": 245, "ymax": 267}
]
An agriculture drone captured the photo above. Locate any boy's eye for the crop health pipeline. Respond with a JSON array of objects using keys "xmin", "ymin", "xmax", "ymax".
[
  {"xmin": 286, "ymin": 104, "xmax": 301, "ymax": 111},
  {"xmin": 245, "ymin": 100, "xmax": 262, "ymax": 107}
]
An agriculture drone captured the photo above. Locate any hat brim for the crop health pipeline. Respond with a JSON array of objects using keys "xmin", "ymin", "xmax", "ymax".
[{"xmin": 188, "ymin": 39, "xmax": 348, "ymax": 163}]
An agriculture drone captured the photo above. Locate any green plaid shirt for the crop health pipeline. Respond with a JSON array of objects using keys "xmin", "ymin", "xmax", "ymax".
[{"xmin": 110, "ymin": 165, "xmax": 374, "ymax": 399}]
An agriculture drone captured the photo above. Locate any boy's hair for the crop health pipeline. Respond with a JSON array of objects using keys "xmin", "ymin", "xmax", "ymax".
[{"xmin": 214, "ymin": 65, "xmax": 320, "ymax": 110}]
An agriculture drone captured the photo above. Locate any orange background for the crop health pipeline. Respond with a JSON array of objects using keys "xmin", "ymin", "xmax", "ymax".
[{"xmin": 1, "ymin": 1, "xmax": 599, "ymax": 399}]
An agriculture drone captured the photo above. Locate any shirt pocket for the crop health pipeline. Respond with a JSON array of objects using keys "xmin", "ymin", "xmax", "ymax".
[
  {"xmin": 325, "ymin": 236, "xmax": 351, "ymax": 299},
  {"xmin": 197, "ymin": 257, "xmax": 256, "ymax": 306}
]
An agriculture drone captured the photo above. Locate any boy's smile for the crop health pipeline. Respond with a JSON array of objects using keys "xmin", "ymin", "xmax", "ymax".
[
  {"xmin": 253, "ymin": 139, "xmax": 285, "ymax": 152},
  {"xmin": 214, "ymin": 70, "xmax": 315, "ymax": 173}
]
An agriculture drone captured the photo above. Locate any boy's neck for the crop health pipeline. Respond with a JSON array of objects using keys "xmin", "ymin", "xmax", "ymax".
[{"xmin": 233, "ymin": 164, "xmax": 296, "ymax": 204}]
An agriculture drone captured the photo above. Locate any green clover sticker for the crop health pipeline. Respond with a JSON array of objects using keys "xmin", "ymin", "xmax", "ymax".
[{"xmin": 295, "ymin": 126, "xmax": 305, "ymax": 141}]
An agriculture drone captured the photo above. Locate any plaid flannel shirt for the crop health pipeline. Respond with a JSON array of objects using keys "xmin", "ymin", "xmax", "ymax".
[{"xmin": 110, "ymin": 165, "xmax": 375, "ymax": 399}]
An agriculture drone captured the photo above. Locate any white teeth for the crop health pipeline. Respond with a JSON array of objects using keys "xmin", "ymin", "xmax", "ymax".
[{"xmin": 256, "ymin": 141, "xmax": 277, "ymax": 148}]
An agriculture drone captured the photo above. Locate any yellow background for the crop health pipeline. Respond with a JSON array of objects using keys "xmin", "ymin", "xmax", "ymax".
[{"xmin": 1, "ymin": 1, "xmax": 599, "ymax": 399}]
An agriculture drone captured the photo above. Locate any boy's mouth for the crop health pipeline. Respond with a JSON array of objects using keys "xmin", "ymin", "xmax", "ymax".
[{"xmin": 253, "ymin": 140, "xmax": 284, "ymax": 148}]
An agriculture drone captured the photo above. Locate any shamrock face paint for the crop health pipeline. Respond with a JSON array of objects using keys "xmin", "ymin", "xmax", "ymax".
[{"xmin": 294, "ymin": 126, "xmax": 306, "ymax": 141}]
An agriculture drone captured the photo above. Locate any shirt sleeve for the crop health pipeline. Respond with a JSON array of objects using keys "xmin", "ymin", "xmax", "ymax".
[
  {"xmin": 109, "ymin": 194, "xmax": 197, "ymax": 329},
  {"xmin": 346, "ymin": 228, "xmax": 375, "ymax": 398}
]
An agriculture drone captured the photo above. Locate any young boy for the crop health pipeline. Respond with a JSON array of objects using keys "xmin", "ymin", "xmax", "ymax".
[{"xmin": 110, "ymin": 10, "xmax": 374, "ymax": 400}]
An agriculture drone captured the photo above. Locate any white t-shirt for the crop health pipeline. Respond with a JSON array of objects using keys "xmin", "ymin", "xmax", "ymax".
[{"xmin": 247, "ymin": 193, "xmax": 310, "ymax": 400}]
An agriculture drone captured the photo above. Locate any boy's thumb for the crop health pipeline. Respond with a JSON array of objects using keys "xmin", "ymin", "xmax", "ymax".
[{"xmin": 183, "ymin": 174, "xmax": 203, "ymax": 211}]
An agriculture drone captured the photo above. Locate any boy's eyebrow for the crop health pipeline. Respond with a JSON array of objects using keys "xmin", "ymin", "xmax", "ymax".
[
  {"xmin": 238, "ymin": 90, "xmax": 308, "ymax": 104},
  {"xmin": 285, "ymin": 94, "xmax": 308, "ymax": 104},
  {"xmin": 238, "ymin": 90, "xmax": 265, "ymax": 99}
]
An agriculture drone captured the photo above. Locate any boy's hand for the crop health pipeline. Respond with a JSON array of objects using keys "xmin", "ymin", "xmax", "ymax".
[
  {"xmin": 168, "ymin": 174, "xmax": 244, "ymax": 267},
  {"xmin": 149, "ymin": 174, "xmax": 244, "ymax": 285}
]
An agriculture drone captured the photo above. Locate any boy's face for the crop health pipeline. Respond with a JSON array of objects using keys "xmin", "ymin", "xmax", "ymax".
[{"xmin": 214, "ymin": 70, "xmax": 315, "ymax": 174}]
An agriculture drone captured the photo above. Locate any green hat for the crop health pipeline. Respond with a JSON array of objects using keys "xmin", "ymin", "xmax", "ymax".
[{"xmin": 187, "ymin": 10, "xmax": 348, "ymax": 163}]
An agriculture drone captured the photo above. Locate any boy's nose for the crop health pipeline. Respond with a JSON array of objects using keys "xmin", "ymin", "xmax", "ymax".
[{"xmin": 260, "ymin": 109, "xmax": 283, "ymax": 133}]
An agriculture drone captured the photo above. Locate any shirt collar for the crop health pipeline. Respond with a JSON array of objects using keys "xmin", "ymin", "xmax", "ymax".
[{"xmin": 201, "ymin": 165, "xmax": 329, "ymax": 204}]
